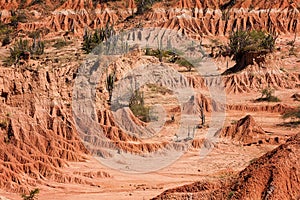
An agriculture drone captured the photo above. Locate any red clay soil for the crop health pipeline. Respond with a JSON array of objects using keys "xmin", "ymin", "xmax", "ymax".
[
  {"xmin": 152, "ymin": 133, "xmax": 300, "ymax": 200},
  {"xmin": 216, "ymin": 115, "xmax": 277, "ymax": 145}
]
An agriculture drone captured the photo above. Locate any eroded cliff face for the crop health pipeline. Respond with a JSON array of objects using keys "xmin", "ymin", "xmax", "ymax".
[
  {"xmin": 1, "ymin": 0, "xmax": 299, "ymax": 36},
  {"xmin": 0, "ymin": 0, "xmax": 299, "ymax": 197},
  {"xmin": 0, "ymin": 60, "xmax": 95, "ymax": 192}
]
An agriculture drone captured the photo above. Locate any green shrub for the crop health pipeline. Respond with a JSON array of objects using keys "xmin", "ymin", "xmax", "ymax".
[
  {"xmin": 144, "ymin": 48, "xmax": 194, "ymax": 71},
  {"xmin": 282, "ymin": 107, "xmax": 300, "ymax": 120},
  {"xmin": 230, "ymin": 30, "xmax": 276, "ymax": 55},
  {"xmin": 10, "ymin": 12, "xmax": 27, "ymax": 28},
  {"xmin": 228, "ymin": 191, "xmax": 235, "ymax": 199},
  {"xmin": 129, "ymin": 89, "xmax": 150, "ymax": 122},
  {"xmin": 22, "ymin": 188, "xmax": 39, "ymax": 200},
  {"xmin": 0, "ymin": 120, "xmax": 7, "ymax": 129},
  {"xmin": 30, "ymin": 0, "xmax": 43, "ymax": 6},
  {"xmin": 52, "ymin": 39, "xmax": 71, "ymax": 49},
  {"xmin": 2, "ymin": 35, "xmax": 10, "ymax": 46},
  {"xmin": 256, "ymin": 87, "xmax": 280, "ymax": 102},
  {"xmin": 228, "ymin": 30, "xmax": 277, "ymax": 69},
  {"xmin": 8, "ymin": 38, "xmax": 45, "ymax": 64},
  {"xmin": 135, "ymin": 0, "xmax": 157, "ymax": 15},
  {"xmin": 9, "ymin": 39, "xmax": 30, "ymax": 62}
]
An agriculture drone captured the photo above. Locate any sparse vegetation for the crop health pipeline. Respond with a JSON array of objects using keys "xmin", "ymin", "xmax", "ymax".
[
  {"xmin": 279, "ymin": 107, "xmax": 300, "ymax": 127},
  {"xmin": 9, "ymin": 39, "xmax": 30, "ymax": 63},
  {"xmin": 135, "ymin": 0, "xmax": 158, "ymax": 15},
  {"xmin": 223, "ymin": 30, "xmax": 277, "ymax": 74},
  {"xmin": 144, "ymin": 48, "xmax": 195, "ymax": 71},
  {"xmin": 106, "ymin": 69, "xmax": 116, "ymax": 104},
  {"xmin": 22, "ymin": 188, "xmax": 39, "ymax": 200},
  {"xmin": 10, "ymin": 11, "xmax": 27, "ymax": 28},
  {"xmin": 147, "ymin": 83, "xmax": 173, "ymax": 95},
  {"xmin": 287, "ymin": 31, "xmax": 297, "ymax": 56},
  {"xmin": 29, "ymin": 0, "xmax": 43, "ymax": 6},
  {"xmin": 282, "ymin": 107, "xmax": 300, "ymax": 121},
  {"xmin": 256, "ymin": 87, "xmax": 280, "ymax": 102},
  {"xmin": 228, "ymin": 191, "xmax": 235, "ymax": 199},
  {"xmin": 52, "ymin": 39, "xmax": 71, "ymax": 49},
  {"xmin": 0, "ymin": 22, "xmax": 14, "ymax": 46},
  {"xmin": 129, "ymin": 89, "xmax": 150, "ymax": 122},
  {"xmin": 2, "ymin": 35, "xmax": 11, "ymax": 46},
  {"xmin": 8, "ymin": 38, "xmax": 45, "ymax": 64},
  {"xmin": 82, "ymin": 23, "xmax": 115, "ymax": 54}
]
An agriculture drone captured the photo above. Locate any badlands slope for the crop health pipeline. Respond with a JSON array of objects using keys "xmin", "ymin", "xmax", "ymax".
[{"xmin": 0, "ymin": 0, "xmax": 299, "ymax": 199}]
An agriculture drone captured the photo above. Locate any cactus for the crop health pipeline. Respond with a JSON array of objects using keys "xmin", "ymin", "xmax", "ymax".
[
  {"xmin": 199, "ymin": 102, "xmax": 205, "ymax": 126},
  {"xmin": 31, "ymin": 36, "xmax": 44, "ymax": 55},
  {"xmin": 106, "ymin": 69, "xmax": 116, "ymax": 104},
  {"xmin": 82, "ymin": 22, "xmax": 115, "ymax": 54}
]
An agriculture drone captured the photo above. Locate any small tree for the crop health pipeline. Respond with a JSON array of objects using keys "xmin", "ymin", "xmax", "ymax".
[
  {"xmin": 22, "ymin": 188, "xmax": 39, "ymax": 200},
  {"xmin": 256, "ymin": 87, "xmax": 280, "ymax": 102},
  {"xmin": 129, "ymin": 89, "xmax": 150, "ymax": 122},
  {"xmin": 261, "ymin": 87, "xmax": 274, "ymax": 99},
  {"xmin": 224, "ymin": 30, "xmax": 277, "ymax": 74}
]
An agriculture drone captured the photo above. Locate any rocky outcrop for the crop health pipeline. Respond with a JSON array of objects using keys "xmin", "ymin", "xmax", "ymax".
[
  {"xmin": 215, "ymin": 115, "xmax": 277, "ymax": 145},
  {"xmin": 152, "ymin": 133, "xmax": 300, "ymax": 200},
  {"xmin": 0, "ymin": 63, "xmax": 108, "ymax": 193}
]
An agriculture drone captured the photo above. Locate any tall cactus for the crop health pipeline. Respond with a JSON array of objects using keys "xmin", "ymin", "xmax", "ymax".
[
  {"xmin": 199, "ymin": 102, "xmax": 205, "ymax": 126},
  {"xmin": 106, "ymin": 70, "xmax": 116, "ymax": 104}
]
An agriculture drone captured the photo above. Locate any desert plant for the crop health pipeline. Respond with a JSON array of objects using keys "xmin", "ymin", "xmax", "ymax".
[
  {"xmin": 31, "ymin": 36, "xmax": 45, "ymax": 55},
  {"xmin": 175, "ymin": 57, "xmax": 193, "ymax": 71},
  {"xmin": 287, "ymin": 31, "xmax": 297, "ymax": 56},
  {"xmin": 129, "ymin": 89, "xmax": 150, "ymax": 122},
  {"xmin": 225, "ymin": 30, "xmax": 277, "ymax": 74},
  {"xmin": 30, "ymin": 0, "xmax": 43, "ymax": 6},
  {"xmin": 2, "ymin": 35, "xmax": 10, "ymax": 46},
  {"xmin": 135, "ymin": 0, "xmax": 155, "ymax": 15},
  {"xmin": 22, "ymin": 188, "xmax": 39, "ymax": 200},
  {"xmin": 228, "ymin": 191, "xmax": 235, "ymax": 199},
  {"xmin": 52, "ymin": 39, "xmax": 71, "ymax": 49},
  {"xmin": 261, "ymin": 87, "xmax": 274, "ymax": 99},
  {"xmin": 199, "ymin": 102, "xmax": 205, "ymax": 125},
  {"xmin": 282, "ymin": 107, "xmax": 300, "ymax": 121},
  {"xmin": 256, "ymin": 87, "xmax": 280, "ymax": 102},
  {"xmin": 82, "ymin": 23, "xmax": 115, "ymax": 54},
  {"xmin": 9, "ymin": 39, "xmax": 30, "ymax": 63},
  {"xmin": 10, "ymin": 12, "xmax": 27, "ymax": 28},
  {"xmin": 8, "ymin": 38, "xmax": 45, "ymax": 64},
  {"xmin": 106, "ymin": 70, "xmax": 116, "ymax": 104}
]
